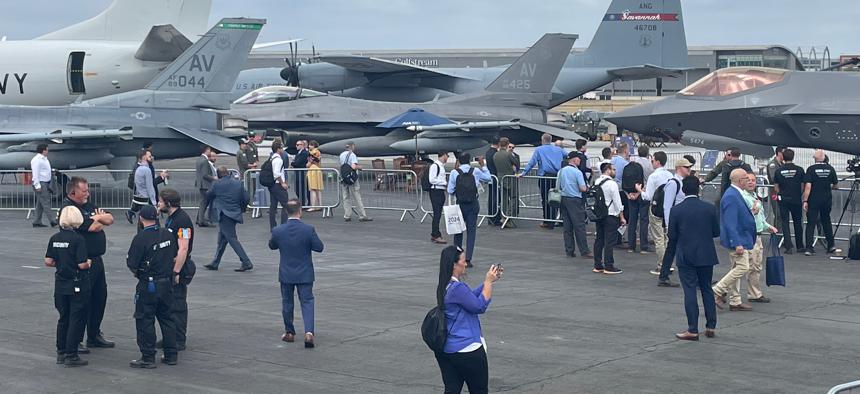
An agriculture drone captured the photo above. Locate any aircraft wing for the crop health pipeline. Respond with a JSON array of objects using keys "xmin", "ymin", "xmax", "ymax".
[
  {"xmin": 607, "ymin": 65, "xmax": 688, "ymax": 81},
  {"xmin": 519, "ymin": 122, "xmax": 584, "ymax": 141},
  {"xmin": 0, "ymin": 128, "xmax": 133, "ymax": 143},
  {"xmin": 168, "ymin": 126, "xmax": 239, "ymax": 155},
  {"xmin": 318, "ymin": 55, "xmax": 478, "ymax": 81}
]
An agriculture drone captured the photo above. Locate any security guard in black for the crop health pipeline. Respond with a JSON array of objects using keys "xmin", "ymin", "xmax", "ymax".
[
  {"xmin": 46, "ymin": 228, "xmax": 91, "ymax": 364},
  {"xmin": 773, "ymin": 157, "xmax": 806, "ymax": 252},
  {"xmin": 127, "ymin": 212, "xmax": 179, "ymax": 367},
  {"xmin": 164, "ymin": 205, "xmax": 195, "ymax": 349},
  {"xmin": 804, "ymin": 160, "xmax": 839, "ymax": 252}
]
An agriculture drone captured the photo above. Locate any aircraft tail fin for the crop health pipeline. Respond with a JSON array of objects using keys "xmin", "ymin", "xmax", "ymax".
[
  {"xmin": 145, "ymin": 18, "xmax": 266, "ymax": 93},
  {"xmin": 486, "ymin": 33, "xmax": 578, "ymax": 94},
  {"xmin": 36, "ymin": 0, "xmax": 212, "ymax": 41},
  {"xmin": 578, "ymin": 0, "xmax": 688, "ymax": 69},
  {"xmin": 134, "ymin": 25, "xmax": 193, "ymax": 62}
]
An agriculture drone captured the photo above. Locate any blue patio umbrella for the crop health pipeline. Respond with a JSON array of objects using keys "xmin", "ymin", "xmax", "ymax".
[{"xmin": 377, "ymin": 108, "xmax": 455, "ymax": 157}]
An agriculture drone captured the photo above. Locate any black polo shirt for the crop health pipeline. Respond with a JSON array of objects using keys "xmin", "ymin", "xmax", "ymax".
[
  {"xmin": 45, "ymin": 229, "xmax": 90, "ymax": 295},
  {"xmin": 165, "ymin": 208, "xmax": 194, "ymax": 258},
  {"xmin": 126, "ymin": 225, "xmax": 178, "ymax": 279},
  {"xmin": 61, "ymin": 198, "xmax": 107, "ymax": 258},
  {"xmin": 805, "ymin": 163, "xmax": 838, "ymax": 203},
  {"xmin": 773, "ymin": 163, "xmax": 805, "ymax": 204}
]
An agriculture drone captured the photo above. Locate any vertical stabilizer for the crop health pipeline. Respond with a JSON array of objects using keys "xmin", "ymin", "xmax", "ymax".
[
  {"xmin": 486, "ymin": 33, "xmax": 578, "ymax": 94},
  {"xmin": 579, "ymin": 0, "xmax": 687, "ymax": 68},
  {"xmin": 145, "ymin": 18, "xmax": 266, "ymax": 93},
  {"xmin": 36, "ymin": 0, "xmax": 212, "ymax": 41}
]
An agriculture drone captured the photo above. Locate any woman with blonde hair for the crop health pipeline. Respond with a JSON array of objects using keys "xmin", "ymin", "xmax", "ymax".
[
  {"xmin": 306, "ymin": 140, "xmax": 323, "ymax": 212},
  {"xmin": 45, "ymin": 206, "xmax": 92, "ymax": 367}
]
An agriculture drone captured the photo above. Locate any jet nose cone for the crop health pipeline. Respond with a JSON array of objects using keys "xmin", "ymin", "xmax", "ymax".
[{"xmin": 605, "ymin": 101, "xmax": 659, "ymax": 133}]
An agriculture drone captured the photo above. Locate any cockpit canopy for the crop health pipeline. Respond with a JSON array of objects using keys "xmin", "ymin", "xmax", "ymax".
[
  {"xmin": 233, "ymin": 86, "xmax": 327, "ymax": 105},
  {"xmin": 679, "ymin": 67, "xmax": 787, "ymax": 97}
]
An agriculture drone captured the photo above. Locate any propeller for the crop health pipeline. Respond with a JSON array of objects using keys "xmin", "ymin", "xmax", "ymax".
[{"xmin": 280, "ymin": 42, "xmax": 321, "ymax": 87}]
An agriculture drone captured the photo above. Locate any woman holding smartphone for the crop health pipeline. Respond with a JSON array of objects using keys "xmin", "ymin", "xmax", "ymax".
[{"xmin": 434, "ymin": 245, "xmax": 503, "ymax": 394}]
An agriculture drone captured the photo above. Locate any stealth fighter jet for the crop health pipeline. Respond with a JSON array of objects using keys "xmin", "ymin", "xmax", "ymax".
[{"xmin": 605, "ymin": 66, "xmax": 860, "ymax": 158}]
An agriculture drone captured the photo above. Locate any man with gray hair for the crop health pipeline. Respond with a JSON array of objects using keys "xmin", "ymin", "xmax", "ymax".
[
  {"xmin": 713, "ymin": 168, "xmax": 758, "ymax": 311},
  {"xmin": 204, "ymin": 167, "xmax": 253, "ymax": 272},
  {"xmin": 340, "ymin": 142, "xmax": 372, "ymax": 222}
]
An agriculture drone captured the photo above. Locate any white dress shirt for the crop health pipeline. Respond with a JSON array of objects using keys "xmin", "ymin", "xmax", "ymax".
[
  {"xmin": 429, "ymin": 160, "xmax": 447, "ymax": 189},
  {"xmin": 271, "ymin": 153, "xmax": 285, "ymax": 183},
  {"xmin": 30, "ymin": 153, "xmax": 52, "ymax": 188},
  {"xmin": 644, "ymin": 167, "xmax": 672, "ymax": 202},
  {"xmin": 597, "ymin": 174, "xmax": 623, "ymax": 217}
]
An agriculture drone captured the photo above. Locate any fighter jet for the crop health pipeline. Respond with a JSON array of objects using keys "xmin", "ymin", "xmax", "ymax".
[
  {"xmin": 605, "ymin": 66, "xmax": 860, "ymax": 158},
  {"xmin": 0, "ymin": 18, "xmax": 265, "ymax": 170},
  {"xmin": 230, "ymin": 33, "xmax": 583, "ymax": 157},
  {"xmin": 235, "ymin": 0, "xmax": 689, "ymax": 106}
]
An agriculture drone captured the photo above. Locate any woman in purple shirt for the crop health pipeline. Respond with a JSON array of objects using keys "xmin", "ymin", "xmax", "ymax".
[{"xmin": 434, "ymin": 246, "xmax": 503, "ymax": 394}]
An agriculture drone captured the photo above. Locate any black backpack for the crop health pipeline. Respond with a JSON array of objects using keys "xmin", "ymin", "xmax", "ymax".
[
  {"xmin": 259, "ymin": 156, "xmax": 275, "ymax": 187},
  {"xmin": 454, "ymin": 168, "xmax": 478, "ymax": 203},
  {"xmin": 127, "ymin": 164, "xmax": 139, "ymax": 190},
  {"xmin": 850, "ymin": 231, "xmax": 860, "ymax": 260},
  {"xmin": 421, "ymin": 305, "xmax": 447, "ymax": 353},
  {"xmin": 420, "ymin": 162, "xmax": 439, "ymax": 192},
  {"xmin": 651, "ymin": 178, "xmax": 680, "ymax": 218},
  {"xmin": 621, "ymin": 161, "xmax": 644, "ymax": 193},
  {"xmin": 585, "ymin": 178, "xmax": 611, "ymax": 222}
]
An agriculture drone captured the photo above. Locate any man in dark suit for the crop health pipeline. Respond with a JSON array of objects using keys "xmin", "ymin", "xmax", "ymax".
[
  {"xmin": 662, "ymin": 176, "xmax": 720, "ymax": 341},
  {"xmin": 270, "ymin": 199, "xmax": 324, "ymax": 348},
  {"xmin": 713, "ymin": 168, "xmax": 758, "ymax": 311},
  {"xmin": 292, "ymin": 140, "xmax": 310, "ymax": 206},
  {"xmin": 485, "ymin": 136, "xmax": 500, "ymax": 225},
  {"xmin": 194, "ymin": 146, "xmax": 216, "ymax": 227},
  {"xmin": 203, "ymin": 167, "xmax": 253, "ymax": 272}
]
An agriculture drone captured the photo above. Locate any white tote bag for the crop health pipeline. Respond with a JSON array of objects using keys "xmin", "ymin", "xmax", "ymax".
[{"xmin": 444, "ymin": 204, "xmax": 467, "ymax": 235}]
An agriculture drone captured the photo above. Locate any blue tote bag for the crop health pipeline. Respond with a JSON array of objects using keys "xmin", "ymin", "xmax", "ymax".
[{"xmin": 766, "ymin": 235, "xmax": 786, "ymax": 287}]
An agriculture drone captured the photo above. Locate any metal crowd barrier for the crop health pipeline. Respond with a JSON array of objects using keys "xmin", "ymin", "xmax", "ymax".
[
  {"xmin": 243, "ymin": 168, "xmax": 341, "ymax": 219},
  {"xmin": 500, "ymin": 174, "xmax": 563, "ymax": 227},
  {"xmin": 829, "ymin": 380, "xmax": 860, "ymax": 394},
  {"xmin": 354, "ymin": 168, "xmax": 420, "ymax": 221},
  {"xmin": 0, "ymin": 168, "xmax": 241, "ymax": 218},
  {"xmin": 418, "ymin": 172, "xmax": 501, "ymax": 228}
]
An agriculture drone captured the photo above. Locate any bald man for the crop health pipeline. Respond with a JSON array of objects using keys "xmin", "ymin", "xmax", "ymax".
[{"xmin": 713, "ymin": 168, "xmax": 758, "ymax": 311}]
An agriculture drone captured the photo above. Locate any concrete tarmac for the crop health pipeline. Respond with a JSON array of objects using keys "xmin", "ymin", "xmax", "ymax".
[{"xmin": 1, "ymin": 200, "xmax": 859, "ymax": 393}]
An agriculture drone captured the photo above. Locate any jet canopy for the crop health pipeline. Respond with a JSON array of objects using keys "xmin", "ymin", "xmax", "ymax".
[
  {"xmin": 679, "ymin": 67, "xmax": 787, "ymax": 97},
  {"xmin": 233, "ymin": 86, "xmax": 327, "ymax": 105}
]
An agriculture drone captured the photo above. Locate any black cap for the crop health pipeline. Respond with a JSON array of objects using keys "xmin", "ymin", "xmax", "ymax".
[{"xmin": 139, "ymin": 205, "xmax": 158, "ymax": 220}]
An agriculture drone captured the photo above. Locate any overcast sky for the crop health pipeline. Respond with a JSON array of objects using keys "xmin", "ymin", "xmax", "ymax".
[{"xmin": 4, "ymin": 0, "xmax": 858, "ymax": 57}]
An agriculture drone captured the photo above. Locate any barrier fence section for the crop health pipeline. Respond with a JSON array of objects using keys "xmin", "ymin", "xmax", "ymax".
[
  {"xmin": 355, "ymin": 169, "xmax": 420, "ymax": 222},
  {"xmin": 0, "ymin": 169, "xmax": 240, "ymax": 218},
  {"xmin": 500, "ymin": 175, "xmax": 563, "ymax": 227},
  {"xmin": 418, "ymin": 173, "xmax": 501, "ymax": 228},
  {"xmin": 243, "ymin": 168, "xmax": 341, "ymax": 219},
  {"xmin": 828, "ymin": 380, "xmax": 860, "ymax": 394}
]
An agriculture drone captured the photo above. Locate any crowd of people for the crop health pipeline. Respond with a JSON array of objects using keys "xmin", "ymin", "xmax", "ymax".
[{"xmin": 33, "ymin": 131, "xmax": 845, "ymax": 394}]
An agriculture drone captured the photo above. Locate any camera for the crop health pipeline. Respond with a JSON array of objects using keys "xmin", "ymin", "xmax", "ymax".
[{"xmin": 847, "ymin": 157, "xmax": 860, "ymax": 173}]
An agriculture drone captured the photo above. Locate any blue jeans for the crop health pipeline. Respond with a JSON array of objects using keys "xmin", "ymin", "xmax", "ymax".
[
  {"xmin": 454, "ymin": 201, "xmax": 480, "ymax": 261},
  {"xmin": 280, "ymin": 282, "xmax": 314, "ymax": 334},
  {"xmin": 210, "ymin": 215, "xmax": 251, "ymax": 268},
  {"xmin": 678, "ymin": 265, "xmax": 717, "ymax": 333},
  {"xmin": 627, "ymin": 198, "xmax": 650, "ymax": 250}
]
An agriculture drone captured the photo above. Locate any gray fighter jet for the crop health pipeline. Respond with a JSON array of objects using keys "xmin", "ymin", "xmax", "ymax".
[
  {"xmin": 605, "ymin": 67, "xmax": 860, "ymax": 158},
  {"xmin": 235, "ymin": 0, "xmax": 689, "ymax": 105},
  {"xmin": 230, "ymin": 33, "xmax": 584, "ymax": 156},
  {"xmin": 0, "ymin": 18, "xmax": 265, "ymax": 170}
]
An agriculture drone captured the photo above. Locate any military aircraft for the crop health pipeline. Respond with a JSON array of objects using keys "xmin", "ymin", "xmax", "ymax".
[
  {"xmin": 604, "ymin": 66, "xmax": 860, "ymax": 158},
  {"xmin": 0, "ymin": 17, "xmax": 265, "ymax": 170},
  {"xmin": 236, "ymin": 0, "xmax": 689, "ymax": 106},
  {"xmin": 230, "ymin": 33, "xmax": 584, "ymax": 157}
]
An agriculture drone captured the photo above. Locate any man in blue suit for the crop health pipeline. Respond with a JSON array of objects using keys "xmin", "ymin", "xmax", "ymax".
[
  {"xmin": 203, "ymin": 167, "xmax": 253, "ymax": 272},
  {"xmin": 270, "ymin": 199, "xmax": 324, "ymax": 348},
  {"xmin": 713, "ymin": 168, "xmax": 758, "ymax": 311},
  {"xmin": 663, "ymin": 176, "xmax": 720, "ymax": 340}
]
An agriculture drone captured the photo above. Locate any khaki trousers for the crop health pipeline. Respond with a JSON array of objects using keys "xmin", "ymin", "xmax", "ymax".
[
  {"xmin": 649, "ymin": 211, "xmax": 667, "ymax": 269},
  {"xmin": 746, "ymin": 237, "xmax": 764, "ymax": 300},
  {"xmin": 713, "ymin": 249, "xmax": 752, "ymax": 306}
]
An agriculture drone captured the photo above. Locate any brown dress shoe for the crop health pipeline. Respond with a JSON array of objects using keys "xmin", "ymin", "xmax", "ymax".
[
  {"xmin": 714, "ymin": 294, "xmax": 726, "ymax": 310},
  {"xmin": 281, "ymin": 333, "xmax": 295, "ymax": 343},
  {"xmin": 729, "ymin": 303, "xmax": 753, "ymax": 311},
  {"xmin": 704, "ymin": 329, "xmax": 716, "ymax": 338},
  {"xmin": 675, "ymin": 331, "xmax": 699, "ymax": 341},
  {"xmin": 431, "ymin": 237, "xmax": 447, "ymax": 244},
  {"xmin": 304, "ymin": 333, "xmax": 315, "ymax": 348}
]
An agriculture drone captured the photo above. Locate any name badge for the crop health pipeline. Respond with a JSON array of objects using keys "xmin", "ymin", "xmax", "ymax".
[{"xmin": 74, "ymin": 287, "xmax": 80, "ymax": 293}]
